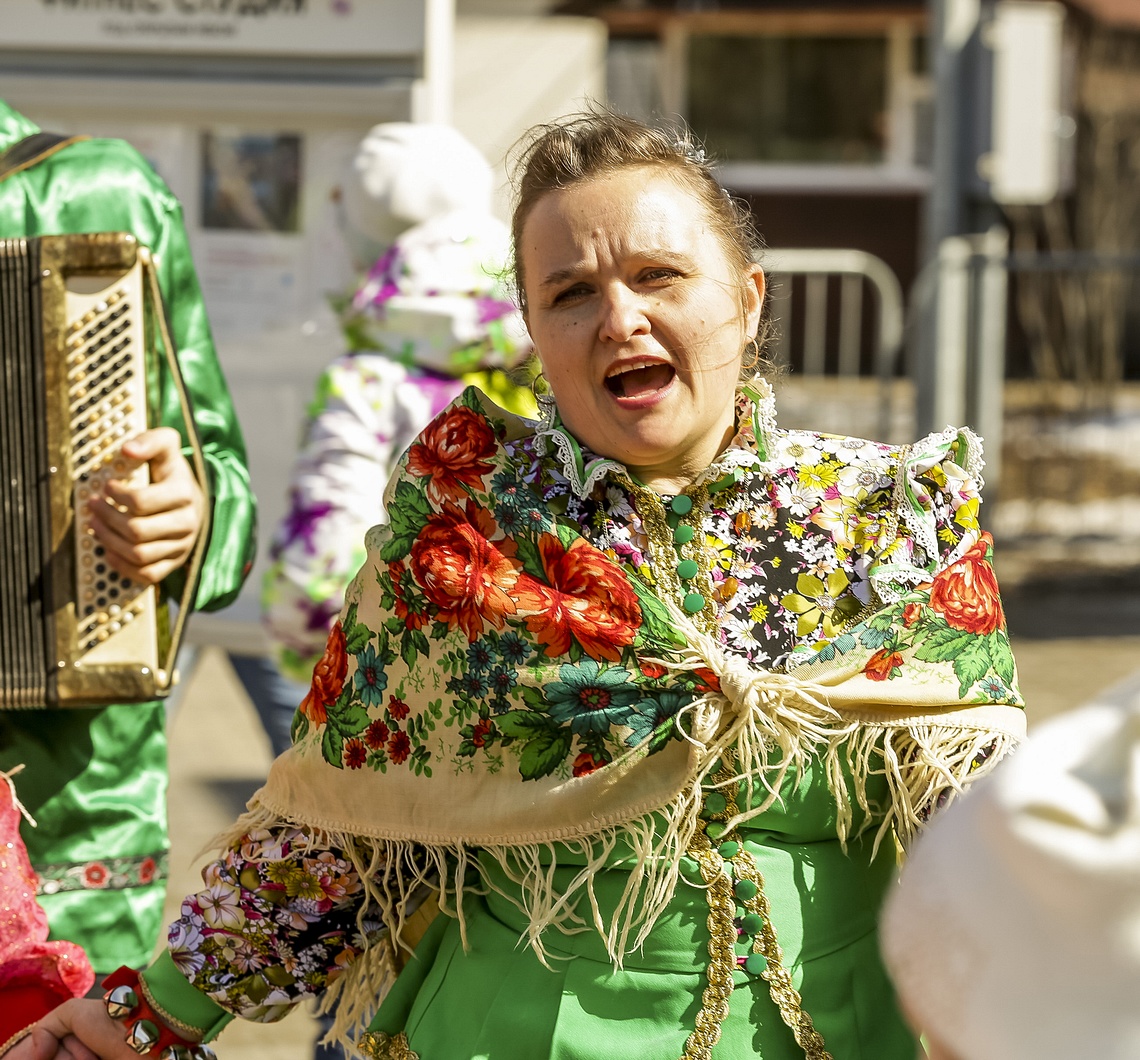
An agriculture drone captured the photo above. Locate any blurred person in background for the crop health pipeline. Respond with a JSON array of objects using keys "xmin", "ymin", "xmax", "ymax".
[
  {"xmin": 233, "ymin": 121, "xmax": 536, "ymax": 760},
  {"xmin": 0, "ymin": 99, "xmax": 257, "ymax": 982},
  {"xmin": 881, "ymin": 681, "xmax": 1140, "ymax": 1060}
]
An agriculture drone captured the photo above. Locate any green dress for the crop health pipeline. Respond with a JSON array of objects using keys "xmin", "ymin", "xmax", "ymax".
[
  {"xmin": 0, "ymin": 101, "xmax": 257, "ymax": 973},
  {"xmin": 376, "ymin": 760, "xmax": 914, "ymax": 1059}
]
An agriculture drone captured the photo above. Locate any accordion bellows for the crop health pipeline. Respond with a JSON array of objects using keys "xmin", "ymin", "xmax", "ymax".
[{"xmin": 0, "ymin": 233, "xmax": 206, "ymax": 708}]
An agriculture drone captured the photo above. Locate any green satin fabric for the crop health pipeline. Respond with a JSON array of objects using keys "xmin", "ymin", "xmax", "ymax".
[
  {"xmin": 0, "ymin": 101, "xmax": 257, "ymax": 970},
  {"xmin": 375, "ymin": 761, "xmax": 916, "ymax": 1060}
]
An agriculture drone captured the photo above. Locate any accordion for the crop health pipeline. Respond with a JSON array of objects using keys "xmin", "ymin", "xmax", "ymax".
[{"xmin": 0, "ymin": 232, "xmax": 209, "ymax": 708}]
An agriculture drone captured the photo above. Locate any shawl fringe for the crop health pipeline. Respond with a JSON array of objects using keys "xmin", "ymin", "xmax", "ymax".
[{"xmin": 214, "ymin": 618, "xmax": 1022, "ymax": 1047}]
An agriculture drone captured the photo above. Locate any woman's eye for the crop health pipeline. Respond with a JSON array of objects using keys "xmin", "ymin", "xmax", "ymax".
[
  {"xmin": 552, "ymin": 284, "xmax": 590, "ymax": 304},
  {"xmin": 643, "ymin": 268, "xmax": 681, "ymax": 283}
]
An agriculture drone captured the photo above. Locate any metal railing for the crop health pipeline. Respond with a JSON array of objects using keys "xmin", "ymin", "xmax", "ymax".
[{"xmin": 761, "ymin": 246, "xmax": 902, "ymax": 382}]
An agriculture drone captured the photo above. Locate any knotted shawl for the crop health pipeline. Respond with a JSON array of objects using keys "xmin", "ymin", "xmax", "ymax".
[{"xmin": 227, "ymin": 387, "xmax": 1026, "ymax": 1036}]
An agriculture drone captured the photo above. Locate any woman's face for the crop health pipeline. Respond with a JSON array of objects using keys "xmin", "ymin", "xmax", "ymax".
[{"xmin": 520, "ymin": 167, "xmax": 764, "ymax": 492}]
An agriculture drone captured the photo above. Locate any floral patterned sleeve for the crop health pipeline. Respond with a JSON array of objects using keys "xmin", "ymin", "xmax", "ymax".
[
  {"xmin": 167, "ymin": 826, "xmax": 383, "ymax": 1021},
  {"xmin": 896, "ymin": 428, "xmax": 985, "ymax": 573},
  {"xmin": 262, "ymin": 353, "xmax": 462, "ymax": 683}
]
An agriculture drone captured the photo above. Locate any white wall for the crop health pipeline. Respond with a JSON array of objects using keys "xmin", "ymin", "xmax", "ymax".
[{"xmin": 453, "ymin": 16, "xmax": 608, "ymax": 220}]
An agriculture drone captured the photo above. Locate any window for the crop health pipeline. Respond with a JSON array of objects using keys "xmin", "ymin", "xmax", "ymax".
[
  {"xmin": 688, "ymin": 35, "xmax": 888, "ymax": 164},
  {"xmin": 606, "ymin": 14, "xmax": 931, "ymax": 189}
]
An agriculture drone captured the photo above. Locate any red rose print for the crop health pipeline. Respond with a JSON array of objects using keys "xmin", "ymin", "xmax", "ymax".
[
  {"xmin": 863, "ymin": 648, "xmax": 904, "ymax": 682},
  {"xmin": 388, "ymin": 731, "xmax": 411, "ymax": 765},
  {"xmin": 300, "ymin": 623, "xmax": 348, "ymax": 726},
  {"xmin": 929, "ymin": 533, "xmax": 1005, "ymax": 636},
  {"xmin": 344, "ymin": 739, "xmax": 367, "ymax": 770},
  {"xmin": 514, "ymin": 534, "xmax": 641, "ymax": 661},
  {"xmin": 411, "ymin": 501, "xmax": 521, "ymax": 640},
  {"xmin": 406, "ymin": 405, "xmax": 498, "ymax": 504},
  {"xmin": 365, "ymin": 719, "xmax": 390, "ymax": 749},
  {"xmin": 902, "ymin": 603, "xmax": 923, "ymax": 628}
]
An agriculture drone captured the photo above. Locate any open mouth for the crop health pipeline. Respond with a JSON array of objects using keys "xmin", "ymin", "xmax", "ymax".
[{"xmin": 604, "ymin": 363, "xmax": 676, "ymax": 399}]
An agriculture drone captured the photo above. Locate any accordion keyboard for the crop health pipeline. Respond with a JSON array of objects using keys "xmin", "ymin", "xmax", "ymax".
[{"xmin": 65, "ymin": 272, "xmax": 159, "ymax": 664}]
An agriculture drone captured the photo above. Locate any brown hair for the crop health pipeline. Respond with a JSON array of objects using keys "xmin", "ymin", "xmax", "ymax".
[{"xmin": 508, "ymin": 108, "xmax": 773, "ymax": 363}]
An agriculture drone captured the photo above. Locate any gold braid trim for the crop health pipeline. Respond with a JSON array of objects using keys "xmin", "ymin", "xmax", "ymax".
[
  {"xmin": 629, "ymin": 482, "xmax": 720, "ymax": 634},
  {"xmin": 0, "ymin": 1026, "xmax": 34, "ymax": 1059},
  {"xmin": 681, "ymin": 751, "xmax": 833, "ymax": 1060},
  {"xmin": 138, "ymin": 973, "xmax": 206, "ymax": 1043},
  {"xmin": 358, "ymin": 1031, "xmax": 420, "ymax": 1060}
]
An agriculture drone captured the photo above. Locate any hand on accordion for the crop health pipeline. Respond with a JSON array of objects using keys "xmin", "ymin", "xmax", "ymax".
[{"xmin": 84, "ymin": 427, "xmax": 207, "ymax": 587}]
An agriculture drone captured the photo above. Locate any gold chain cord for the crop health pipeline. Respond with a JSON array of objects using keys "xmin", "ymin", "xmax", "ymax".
[
  {"xmin": 358, "ymin": 1031, "xmax": 419, "ymax": 1060},
  {"xmin": 629, "ymin": 482, "xmax": 720, "ymax": 634},
  {"xmin": 681, "ymin": 753, "xmax": 833, "ymax": 1060}
]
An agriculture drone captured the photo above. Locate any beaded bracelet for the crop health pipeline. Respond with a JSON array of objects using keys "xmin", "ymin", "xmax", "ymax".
[{"xmin": 102, "ymin": 967, "xmax": 217, "ymax": 1060}]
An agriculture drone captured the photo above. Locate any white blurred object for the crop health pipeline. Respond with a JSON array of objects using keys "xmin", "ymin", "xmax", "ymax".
[
  {"xmin": 980, "ymin": 1, "xmax": 1072, "ymax": 204},
  {"xmin": 881, "ymin": 675, "xmax": 1140, "ymax": 1060},
  {"xmin": 338, "ymin": 122, "xmax": 494, "ymax": 267}
]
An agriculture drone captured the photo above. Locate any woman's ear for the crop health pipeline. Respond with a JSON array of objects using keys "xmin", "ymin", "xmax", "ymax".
[{"xmin": 743, "ymin": 264, "xmax": 765, "ymax": 338}]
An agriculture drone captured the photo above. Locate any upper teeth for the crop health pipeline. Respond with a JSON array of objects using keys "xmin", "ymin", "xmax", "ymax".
[{"xmin": 608, "ymin": 363, "xmax": 657, "ymax": 378}]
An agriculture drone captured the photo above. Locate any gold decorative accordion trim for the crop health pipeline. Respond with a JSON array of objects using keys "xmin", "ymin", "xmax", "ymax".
[{"xmin": 358, "ymin": 1031, "xmax": 420, "ymax": 1060}]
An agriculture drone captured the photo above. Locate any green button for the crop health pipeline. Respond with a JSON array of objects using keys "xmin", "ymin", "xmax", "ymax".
[
  {"xmin": 705, "ymin": 821, "xmax": 727, "ymax": 840},
  {"xmin": 676, "ymin": 558, "xmax": 700, "ymax": 580},
  {"xmin": 717, "ymin": 840, "xmax": 740, "ymax": 860},
  {"xmin": 673, "ymin": 524, "xmax": 694, "ymax": 544},
  {"xmin": 703, "ymin": 791, "xmax": 727, "ymax": 815},
  {"xmin": 744, "ymin": 953, "xmax": 767, "ymax": 976},
  {"xmin": 740, "ymin": 912, "xmax": 764, "ymax": 935},
  {"xmin": 734, "ymin": 879, "xmax": 759, "ymax": 902},
  {"xmin": 683, "ymin": 592, "xmax": 706, "ymax": 613},
  {"xmin": 670, "ymin": 494, "xmax": 693, "ymax": 515}
]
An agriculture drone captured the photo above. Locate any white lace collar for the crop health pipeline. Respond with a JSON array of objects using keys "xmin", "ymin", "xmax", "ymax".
[{"xmin": 531, "ymin": 375, "xmax": 779, "ymax": 499}]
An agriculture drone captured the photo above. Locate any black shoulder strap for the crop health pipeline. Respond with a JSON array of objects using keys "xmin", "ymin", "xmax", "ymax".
[{"xmin": 0, "ymin": 131, "xmax": 88, "ymax": 184}]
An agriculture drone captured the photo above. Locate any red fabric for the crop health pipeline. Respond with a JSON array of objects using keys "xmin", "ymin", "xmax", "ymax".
[{"xmin": 0, "ymin": 773, "xmax": 94, "ymax": 1041}]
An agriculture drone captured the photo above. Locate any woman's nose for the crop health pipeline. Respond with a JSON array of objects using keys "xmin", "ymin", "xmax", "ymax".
[{"xmin": 598, "ymin": 285, "xmax": 650, "ymax": 343}]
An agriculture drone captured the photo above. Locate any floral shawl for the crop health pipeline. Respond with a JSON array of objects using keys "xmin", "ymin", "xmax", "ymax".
[{"xmin": 230, "ymin": 381, "xmax": 1026, "ymax": 1036}]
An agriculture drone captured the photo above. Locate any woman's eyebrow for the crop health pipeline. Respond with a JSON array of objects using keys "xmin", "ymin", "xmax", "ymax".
[
  {"xmin": 539, "ymin": 250, "xmax": 695, "ymax": 290},
  {"xmin": 538, "ymin": 265, "xmax": 584, "ymax": 290}
]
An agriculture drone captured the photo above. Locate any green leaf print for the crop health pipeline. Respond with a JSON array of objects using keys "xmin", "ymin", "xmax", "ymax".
[
  {"xmin": 913, "ymin": 623, "xmax": 978, "ymax": 664},
  {"xmin": 496, "ymin": 710, "xmax": 560, "ymax": 740},
  {"xmin": 327, "ymin": 697, "xmax": 369, "ymax": 737},
  {"xmin": 381, "ymin": 480, "xmax": 432, "ymax": 561},
  {"xmin": 951, "ymin": 636, "xmax": 993, "ymax": 698},
  {"xmin": 518, "ymin": 727, "xmax": 573, "ymax": 780},
  {"xmin": 989, "ymin": 631, "xmax": 1017, "ymax": 686},
  {"xmin": 322, "ymin": 725, "xmax": 345, "ymax": 768},
  {"xmin": 514, "ymin": 535, "xmax": 547, "ymax": 580}
]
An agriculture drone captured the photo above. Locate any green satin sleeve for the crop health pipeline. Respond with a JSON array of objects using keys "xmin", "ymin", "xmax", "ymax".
[
  {"xmin": 142, "ymin": 950, "xmax": 234, "ymax": 1042},
  {"xmin": 0, "ymin": 129, "xmax": 257, "ymax": 611}
]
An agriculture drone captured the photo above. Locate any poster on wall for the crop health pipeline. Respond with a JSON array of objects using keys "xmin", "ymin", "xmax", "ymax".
[
  {"xmin": 201, "ymin": 132, "xmax": 303, "ymax": 233},
  {"xmin": 193, "ymin": 125, "xmax": 358, "ymax": 351}
]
